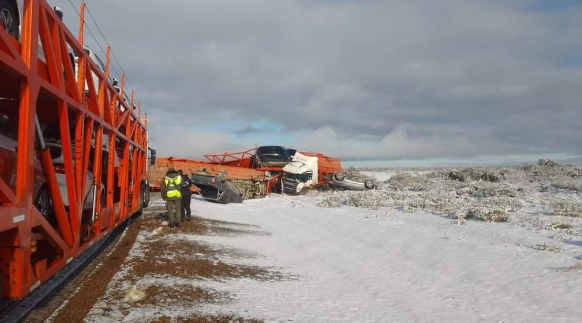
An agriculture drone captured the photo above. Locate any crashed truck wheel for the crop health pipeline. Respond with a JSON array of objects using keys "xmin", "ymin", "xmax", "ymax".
[
  {"xmin": 364, "ymin": 179, "xmax": 375, "ymax": 189},
  {"xmin": 334, "ymin": 172, "xmax": 345, "ymax": 181}
]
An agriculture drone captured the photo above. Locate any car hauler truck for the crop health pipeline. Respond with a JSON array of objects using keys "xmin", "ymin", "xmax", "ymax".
[
  {"xmin": 282, "ymin": 152, "xmax": 375, "ymax": 194},
  {"xmin": 0, "ymin": 0, "xmax": 151, "ymax": 301}
]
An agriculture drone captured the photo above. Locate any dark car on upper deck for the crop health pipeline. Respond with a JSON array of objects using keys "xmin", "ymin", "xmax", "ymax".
[{"xmin": 253, "ymin": 146, "xmax": 296, "ymax": 168}]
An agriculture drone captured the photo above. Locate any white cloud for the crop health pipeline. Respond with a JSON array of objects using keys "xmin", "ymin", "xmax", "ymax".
[
  {"xmin": 51, "ymin": 0, "xmax": 582, "ymax": 162},
  {"xmin": 149, "ymin": 129, "xmax": 232, "ymax": 160}
]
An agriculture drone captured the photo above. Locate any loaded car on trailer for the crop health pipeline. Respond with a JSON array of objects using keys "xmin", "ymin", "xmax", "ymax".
[
  {"xmin": 253, "ymin": 146, "xmax": 296, "ymax": 168},
  {"xmin": 0, "ymin": 0, "xmax": 22, "ymax": 40},
  {"xmin": 0, "ymin": 106, "xmax": 51, "ymax": 217}
]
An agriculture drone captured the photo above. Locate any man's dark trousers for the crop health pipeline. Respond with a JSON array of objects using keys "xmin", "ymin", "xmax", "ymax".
[{"xmin": 181, "ymin": 194, "xmax": 192, "ymax": 221}]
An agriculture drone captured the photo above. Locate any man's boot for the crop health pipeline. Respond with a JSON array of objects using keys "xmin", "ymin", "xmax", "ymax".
[{"xmin": 176, "ymin": 222, "xmax": 181, "ymax": 228}]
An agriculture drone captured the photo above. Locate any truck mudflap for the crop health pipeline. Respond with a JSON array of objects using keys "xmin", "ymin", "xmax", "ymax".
[{"xmin": 191, "ymin": 174, "xmax": 244, "ymax": 204}]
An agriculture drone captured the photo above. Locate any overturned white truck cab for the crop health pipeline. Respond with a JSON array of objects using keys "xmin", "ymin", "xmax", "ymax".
[{"xmin": 282, "ymin": 152, "xmax": 319, "ymax": 194}]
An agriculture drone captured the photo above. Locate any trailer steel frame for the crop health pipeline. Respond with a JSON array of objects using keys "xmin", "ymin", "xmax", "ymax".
[{"xmin": 0, "ymin": 0, "xmax": 148, "ymax": 300}]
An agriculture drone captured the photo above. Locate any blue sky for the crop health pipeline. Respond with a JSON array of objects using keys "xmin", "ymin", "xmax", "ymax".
[{"xmin": 51, "ymin": 0, "xmax": 582, "ymax": 167}]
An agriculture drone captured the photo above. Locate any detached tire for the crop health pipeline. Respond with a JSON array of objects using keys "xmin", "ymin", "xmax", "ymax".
[
  {"xmin": 364, "ymin": 179, "xmax": 375, "ymax": 189},
  {"xmin": 0, "ymin": 1, "xmax": 18, "ymax": 39},
  {"xmin": 334, "ymin": 172, "xmax": 345, "ymax": 181}
]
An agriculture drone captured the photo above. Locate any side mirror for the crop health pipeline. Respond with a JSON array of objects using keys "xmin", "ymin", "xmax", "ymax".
[
  {"xmin": 53, "ymin": 7, "xmax": 63, "ymax": 20},
  {"xmin": 149, "ymin": 149, "xmax": 156, "ymax": 166}
]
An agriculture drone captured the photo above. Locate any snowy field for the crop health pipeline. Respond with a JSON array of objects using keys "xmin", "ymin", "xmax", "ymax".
[{"xmin": 84, "ymin": 163, "xmax": 582, "ymax": 322}]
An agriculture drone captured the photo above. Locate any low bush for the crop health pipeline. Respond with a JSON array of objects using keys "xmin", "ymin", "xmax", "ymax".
[
  {"xmin": 531, "ymin": 243, "xmax": 562, "ymax": 253},
  {"xmin": 553, "ymin": 198, "xmax": 582, "ymax": 217}
]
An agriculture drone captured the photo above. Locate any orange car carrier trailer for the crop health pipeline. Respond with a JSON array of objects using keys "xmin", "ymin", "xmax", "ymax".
[{"xmin": 0, "ymin": 0, "xmax": 153, "ymax": 300}]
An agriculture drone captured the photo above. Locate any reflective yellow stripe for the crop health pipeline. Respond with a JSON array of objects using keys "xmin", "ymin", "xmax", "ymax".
[{"xmin": 164, "ymin": 176, "xmax": 182, "ymax": 198}]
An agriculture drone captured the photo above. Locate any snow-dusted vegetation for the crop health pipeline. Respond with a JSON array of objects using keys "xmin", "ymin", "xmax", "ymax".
[{"xmin": 319, "ymin": 160, "xmax": 582, "ymax": 239}]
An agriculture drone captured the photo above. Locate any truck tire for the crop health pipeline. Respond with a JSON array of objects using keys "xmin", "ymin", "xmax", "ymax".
[
  {"xmin": 143, "ymin": 184, "xmax": 150, "ymax": 207},
  {"xmin": 135, "ymin": 185, "xmax": 145, "ymax": 215},
  {"xmin": 334, "ymin": 172, "xmax": 345, "ymax": 181},
  {"xmin": 364, "ymin": 179, "xmax": 375, "ymax": 189}
]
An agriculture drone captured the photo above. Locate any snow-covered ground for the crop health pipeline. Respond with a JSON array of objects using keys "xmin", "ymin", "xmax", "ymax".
[
  {"xmin": 187, "ymin": 192, "xmax": 582, "ymax": 323},
  {"xmin": 84, "ymin": 166, "xmax": 582, "ymax": 323}
]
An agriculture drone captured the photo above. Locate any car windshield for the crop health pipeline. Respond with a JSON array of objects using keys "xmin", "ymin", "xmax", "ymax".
[{"xmin": 258, "ymin": 146, "xmax": 285, "ymax": 155}]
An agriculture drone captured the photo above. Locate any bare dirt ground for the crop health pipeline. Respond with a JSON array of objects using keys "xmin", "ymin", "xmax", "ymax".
[{"xmin": 28, "ymin": 198, "xmax": 286, "ymax": 323}]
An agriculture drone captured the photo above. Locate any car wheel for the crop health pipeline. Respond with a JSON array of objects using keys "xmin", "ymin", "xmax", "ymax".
[
  {"xmin": 0, "ymin": 1, "xmax": 18, "ymax": 39},
  {"xmin": 34, "ymin": 187, "xmax": 51, "ymax": 218},
  {"xmin": 364, "ymin": 179, "xmax": 375, "ymax": 189},
  {"xmin": 260, "ymin": 163, "xmax": 268, "ymax": 168},
  {"xmin": 334, "ymin": 172, "xmax": 345, "ymax": 181}
]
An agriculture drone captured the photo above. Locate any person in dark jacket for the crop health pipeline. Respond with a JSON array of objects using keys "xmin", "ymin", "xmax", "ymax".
[
  {"xmin": 161, "ymin": 168, "xmax": 182, "ymax": 228},
  {"xmin": 178, "ymin": 170, "xmax": 193, "ymax": 222}
]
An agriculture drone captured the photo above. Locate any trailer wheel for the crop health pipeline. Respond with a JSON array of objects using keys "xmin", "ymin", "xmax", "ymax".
[
  {"xmin": 0, "ymin": 1, "xmax": 18, "ymax": 39},
  {"xmin": 364, "ymin": 179, "xmax": 375, "ymax": 189},
  {"xmin": 34, "ymin": 187, "xmax": 51, "ymax": 218},
  {"xmin": 136, "ymin": 186, "xmax": 145, "ymax": 215},
  {"xmin": 143, "ymin": 185, "xmax": 150, "ymax": 207},
  {"xmin": 334, "ymin": 172, "xmax": 345, "ymax": 181}
]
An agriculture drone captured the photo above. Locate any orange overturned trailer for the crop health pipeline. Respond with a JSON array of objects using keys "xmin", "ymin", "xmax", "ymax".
[{"xmin": 149, "ymin": 156, "xmax": 281, "ymax": 200}]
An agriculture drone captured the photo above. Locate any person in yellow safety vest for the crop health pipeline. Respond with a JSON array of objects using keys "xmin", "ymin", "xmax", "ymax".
[{"xmin": 161, "ymin": 167, "xmax": 182, "ymax": 228}]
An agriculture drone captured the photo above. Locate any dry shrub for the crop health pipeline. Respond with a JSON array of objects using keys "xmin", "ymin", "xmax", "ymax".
[
  {"xmin": 531, "ymin": 243, "xmax": 563, "ymax": 253},
  {"xmin": 447, "ymin": 168, "xmax": 500, "ymax": 183},
  {"xmin": 553, "ymin": 198, "xmax": 582, "ymax": 217},
  {"xmin": 317, "ymin": 195, "xmax": 342, "ymax": 208},
  {"xmin": 481, "ymin": 209, "xmax": 509, "ymax": 223},
  {"xmin": 388, "ymin": 173, "xmax": 430, "ymax": 191},
  {"xmin": 342, "ymin": 191, "xmax": 388, "ymax": 209},
  {"xmin": 549, "ymin": 222, "xmax": 572, "ymax": 230},
  {"xmin": 538, "ymin": 159, "xmax": 559, "ymax": 167}
]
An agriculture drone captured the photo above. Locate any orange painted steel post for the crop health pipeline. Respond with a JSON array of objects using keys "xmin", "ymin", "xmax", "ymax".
[{"xmin": 78, "ymin": 2, "xmax": 85, "ymax": 46}]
